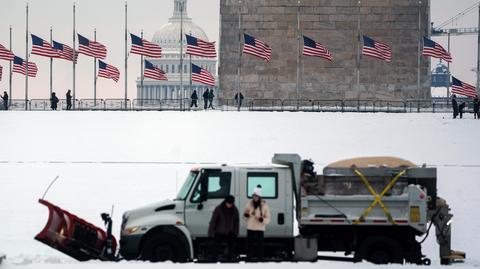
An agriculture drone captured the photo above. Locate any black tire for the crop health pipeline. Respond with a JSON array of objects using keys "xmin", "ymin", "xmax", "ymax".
[
  {"xmin": 354, "ymin": 236, "xmax": 403, "ymax": 264},
  {"xmin": 140, "ymin": 227, "xmax": 190, "ymax": 263}
]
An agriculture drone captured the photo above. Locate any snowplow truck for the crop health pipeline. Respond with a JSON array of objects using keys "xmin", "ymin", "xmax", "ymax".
[{"xmin": 36, "ymin": 154, "xmax": 465, "ymax": 265}]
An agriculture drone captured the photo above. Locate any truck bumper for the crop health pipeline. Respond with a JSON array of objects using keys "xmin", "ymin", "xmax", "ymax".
[{"xmin": 119, "ymin": 234, "xmax": 143, "ymax": 260}]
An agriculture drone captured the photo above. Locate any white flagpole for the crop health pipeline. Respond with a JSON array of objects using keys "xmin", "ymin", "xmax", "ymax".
[
  {"xmin": 25, "ymin": 3, "xmax": 29, "ymax": 110},
  {"xmin": 140, "ymin": 30, "xmax": 144, "ymax": 103},
  {"xmin": 237, "ymin": 0, "xmax": 242, "ymax": 111},
  {"xmin": 417, "ymin": 0, "xmax": 422, "ymax": 99},
  {"xmin": 94, "ymin": 28, "xmax": 97, "ymax": 103},
  {"xmin": 124, "ymin": 1, "xmax": 128, "ymax": 108},
  {"xmin": 296, "ymin": 0, "xmax": 300, "ymax": 101},
  {"xmin": 9, "ymin": 25, "xmax": 12, "ymax": 106},
  {"xmin": 73, "ymin": 2, "xmax": 76, "ymax": 109},
  {"xmin": 50, "ymin": 27, "xmax": 53, "ymax": 98},
  {"xmin": 477, "ymin": 4, "xmax": 480, "ymax": 94},
  {"xmin": 356, "ymin": 0, "xmax": 361, "ymax": 105},
  {"xmin": 180, "ymin": 1, "xmax": 184, "ymax": 110}
]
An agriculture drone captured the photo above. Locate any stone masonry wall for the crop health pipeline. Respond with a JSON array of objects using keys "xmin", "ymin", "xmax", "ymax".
[{"xmin": 219, "ymin": 0, "xmax": 430, "ymax": 101}]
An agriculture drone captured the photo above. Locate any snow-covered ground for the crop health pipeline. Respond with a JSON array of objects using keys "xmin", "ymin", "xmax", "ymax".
[{"xmin": 1, "ymin": 111, "xmax": 479, "ymax": 268}]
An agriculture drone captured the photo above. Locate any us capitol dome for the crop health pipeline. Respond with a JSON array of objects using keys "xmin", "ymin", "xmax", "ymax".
[{"xmin": 136, "ymin": 0, "xmax": 217, "ymax": 102}]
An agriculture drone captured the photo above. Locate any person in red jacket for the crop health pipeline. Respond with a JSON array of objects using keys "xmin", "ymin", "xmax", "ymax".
[{"xmin": 208, "ymin": 195, "xmax": 239, "ymax": 261}]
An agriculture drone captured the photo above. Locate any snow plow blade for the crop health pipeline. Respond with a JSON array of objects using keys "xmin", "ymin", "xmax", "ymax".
[{"xmin": 35, "ymin": 199, "xmax": 117, "ymax": 261}]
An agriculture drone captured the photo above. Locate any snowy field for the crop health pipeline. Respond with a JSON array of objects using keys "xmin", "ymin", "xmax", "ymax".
[{"xmin": 1, "ymin": 111, "xmax": 479, "ymax": 269}]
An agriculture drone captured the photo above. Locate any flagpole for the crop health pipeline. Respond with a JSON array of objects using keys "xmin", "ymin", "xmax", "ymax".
[
  {"xmin": 25, "ymin": 2, "xmax": 29, "ymax": 111},
  {"xmin": 9, "ymin": 25, "xmax": 12, "ymax": 106},
  {"xmin": 50, "ymin": 26, "xmax": 53, "ymax": 99},
  {"xmin": 477, "ymin": 3, "xmax": 480, "ymax": 94},
  {"xmin": 189, "ymin": 54, "xmax": 192, "ymax": 102},
  {"xmin": 356, "ymin": 0, "xmax": 361, "ymax": 105},
  {"xmin": 140, "ymin": 30, "xmax": 144, "ymax": 104},
  {"xmin": 94, "ymin": 28, "xmax": 97, "ymax": 103},
  {"xmin": 180, "ymin": 1, "xmax": 184, "ymax": 110},
  {"xmin": 237, "ymin": 0, "xmax": 242, "ymax": 111},
  {"xmin": 124, "ymin": 0, "xmax": 128, "ymax": 108},
  {"xmin": 296, "ymin": 1, "xmax": 301, "ymax": 102},
  {"xmin": 73, "ymin": 2, "xmax": 76, "ymax": 109},
  {"xmin": 447, "ymin": 32, "xmax": 450, "ymax": 98},
  {"xmin": 417, "ymin": 0, "xmax": 422, "ymax": 99}
]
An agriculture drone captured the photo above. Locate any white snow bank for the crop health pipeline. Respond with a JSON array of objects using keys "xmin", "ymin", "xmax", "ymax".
[{"xmin": 1, "ymin": 111, "xmax": 479, "ymax": 268}]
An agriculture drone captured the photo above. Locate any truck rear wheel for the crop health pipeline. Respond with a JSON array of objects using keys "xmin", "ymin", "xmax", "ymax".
[
  {"xmin": 140, "ymin": 227, "xmax": 189, "ymax": 263},
  {"xmin": 354, "ymin": 236, "xmax": 403, "ymax": 264}
]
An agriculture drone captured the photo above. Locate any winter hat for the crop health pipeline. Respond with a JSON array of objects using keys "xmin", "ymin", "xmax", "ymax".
[
  {"xmin": 225, "ymin": 195, "xmax": 235, "ymax": 204},
  {"xmin": 252, "ymin": 185, "xmax": 262, "ymax": 197}
]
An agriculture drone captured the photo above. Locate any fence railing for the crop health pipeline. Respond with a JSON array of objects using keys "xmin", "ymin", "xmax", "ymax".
[{"xmin": 1, "ymin": 97, "xmax": 475, "ymax": 113}]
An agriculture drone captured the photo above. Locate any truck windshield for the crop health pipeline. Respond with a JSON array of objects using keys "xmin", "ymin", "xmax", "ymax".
[{"xmin": 175, "ymin": 171, "xmax": 198, "ymax": 200}]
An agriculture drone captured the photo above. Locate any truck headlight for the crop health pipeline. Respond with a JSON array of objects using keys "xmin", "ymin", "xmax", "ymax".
[{"xmin": 122, "ymin": 226, "xmax": 140, "ymax": 236}]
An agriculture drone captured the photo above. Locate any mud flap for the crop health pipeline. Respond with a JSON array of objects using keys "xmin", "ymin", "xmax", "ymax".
[{"xmin": 34, "ymin": 199, "xmax": 117, "ymax": 261}]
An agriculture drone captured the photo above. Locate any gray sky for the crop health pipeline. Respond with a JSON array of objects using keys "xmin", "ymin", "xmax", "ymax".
[{"xmin": 0, "ymin": 0, "xmax": 478, "ymax": 99}]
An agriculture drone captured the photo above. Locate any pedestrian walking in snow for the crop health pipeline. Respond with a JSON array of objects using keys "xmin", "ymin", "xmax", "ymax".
[
  {"xmin": 208, "ymin": 195, "xmax": 239, "ymax": 261},
  {"xmin": 473, "ymin": 97, "xmax": 479, "ymax": 119},
  {"xmin": 66, "ymin": 90, "xmax": 72, "ymax": 110},
  {"xmin": 452, "ymin": 94, "xmax": 459, "ymax": 119},
  {"xmin": 208, "ymin": 89, "xmax": 215, "ymax": 109},
  {"xmin": 190, "ymin": 90, "xmax": 198, "ymax": 108},
  {"xmin": 1, "ymin": 91, "xmax": 8, "ymax": 110},
  {"xmin": 202, "ymin": 89, "xmax": 209, "ymax": 110},
  {"xmin": 244, "ymin": 185, "xmax": 270, "ymax": 262},
  {"xmin": 459, "ymin": 102, "xmax": 466, "ymax": 119},
  {"xmin": 50, "ymin": 92, "xmax": 59, "ymax": 111},
  {"xmin": 234, "ymin": 92, "xmax": 244, "ymax": 108}
]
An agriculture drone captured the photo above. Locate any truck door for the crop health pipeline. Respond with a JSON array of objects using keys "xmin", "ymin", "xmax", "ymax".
[
  {"xmin": 238, "ymin": 169, "xmax": 292, "ymax": 237},
  {"xmin": 185, "ymin": 169, "xmax": 234, "ymax": 238}
]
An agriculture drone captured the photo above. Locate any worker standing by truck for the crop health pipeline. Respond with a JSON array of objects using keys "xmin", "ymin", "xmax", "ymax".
[
  {"xmin": 244, "ymin": 186, "xmax": 270, "ymax": 262},
  {"xmin": 208, "ymin": 195, "xmax": 239, "ymax": 261}
]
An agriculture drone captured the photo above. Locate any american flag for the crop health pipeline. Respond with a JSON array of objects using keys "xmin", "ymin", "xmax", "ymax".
[
  {"xmin": 191, "ymin": 63, "xmax": 215, "ymax": 86},
  {"xmin": 186, "ymin": 34, "xmax": 216, "ymax": 58},
  {"xmin": 452, "ymin": 76, "xmax": 477, "ymax": 98},
  {"xmin": 130, "ymin": 33, "xmax": 162, "ymax": 58},
  {"xmin": 31, "ymin": 34, "xmax": 60, "ymax": 58},
  {"xmin": 423, "ymin": 37, "xmax": 452, "ymax": 63},
  {"xmin": 78, "ymin": 34, "xmax": 107, "ymax": 59},
  {"xmin": 13, "ymin": 56, "xmax": 38, "ymax": 77},
  {"xmin": 98, "ymin": 60, "xmax": 119, "ymax": 82},
  {"xmin": 0, "ymin": 43, "xmax": 14, "ymax": 61},
  {"xmin": 243, "ymin": 33, "xmax": 272, "ymax": 62},
  {"xmin": 303, "ymin": 36, "xmax": 333, "ymax": 61},
  {"xmin": 52, "ymin": 40, "xmax": 75, "ymax": 62},
  {"xmin": 362, "ymin": 35, "xmax": 392, "ymax": 63},
  {"xmin": 144, "ymin": 60, "xmax": 167, "ymax": 81}
]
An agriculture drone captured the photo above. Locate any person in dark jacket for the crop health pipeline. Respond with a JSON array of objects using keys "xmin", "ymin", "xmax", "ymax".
[
  {"xmin": 474, "ymin": 97, "xmax": 479, "ymax": 119},
  {"xmin": 50, "ymin": 92, "xmax": 59, "ymax": 110},
  {"xmin": 190, "ymin": 90, "xmax": 198, "ymax": 108},
  {"xmin": 202, "ymin": 89, "xmax": 209, "ymax": 110},
  {"xmin": 66, "ymin": 90, "xmax": 72, "ymax": 110},
  {"xmin": 459, "ymin": 101, "xmax": 466, "ymax": 119},
  {"xmin": 208, "ymin": 89, "xmax": 215, "ymax": 109},
  {"xmin": 208, "ymin": 195, "xmax": 239, "ymax": 261},
  {"xmin": 234, "ymin": 92, "xmax": 244, "ymax": 108},
  {"xmin": 1, "ymin": 91, "xmax": 8, "ymax": 110},
  {"xmin": 451, "ymin": 94, "xmax": 458, "ymax": 119}
]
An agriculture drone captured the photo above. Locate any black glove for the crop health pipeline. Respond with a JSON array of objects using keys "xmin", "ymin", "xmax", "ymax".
[
  {"xmin": 259, "ymin": 217, "xmax": 264, "ymax": 223},
  {"xmin": 244, "ymin": 213, "xmax": 250, "ymax": 218}
]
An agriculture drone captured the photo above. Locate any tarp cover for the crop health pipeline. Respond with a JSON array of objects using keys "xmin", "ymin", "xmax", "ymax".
[{"xmin": 325, "ymin": 156, "xmax": 417, "ymax": 169}]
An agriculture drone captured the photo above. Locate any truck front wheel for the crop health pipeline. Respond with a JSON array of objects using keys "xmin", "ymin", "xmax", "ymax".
[
  {"xmin": 354, "ymin": 236, "xmax": 403, "ymax": 264},
  {"xmin": 140, "ymin": 227, "xmax": 189, "ymax": 263}
]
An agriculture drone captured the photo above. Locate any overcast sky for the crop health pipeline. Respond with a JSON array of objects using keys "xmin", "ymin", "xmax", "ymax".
[{"xmin": 0, "ymin": 0, "xmax": 478, "ymax": 100}]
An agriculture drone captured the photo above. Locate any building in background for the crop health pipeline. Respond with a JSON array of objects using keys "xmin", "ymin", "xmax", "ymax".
[
  {"xmin": 220, "ymin": 0, "xmax": 431, "ymax": 101},
  {"xmin": 137, "ymin": 0, "xmax": 217, "ymax": 101}
]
